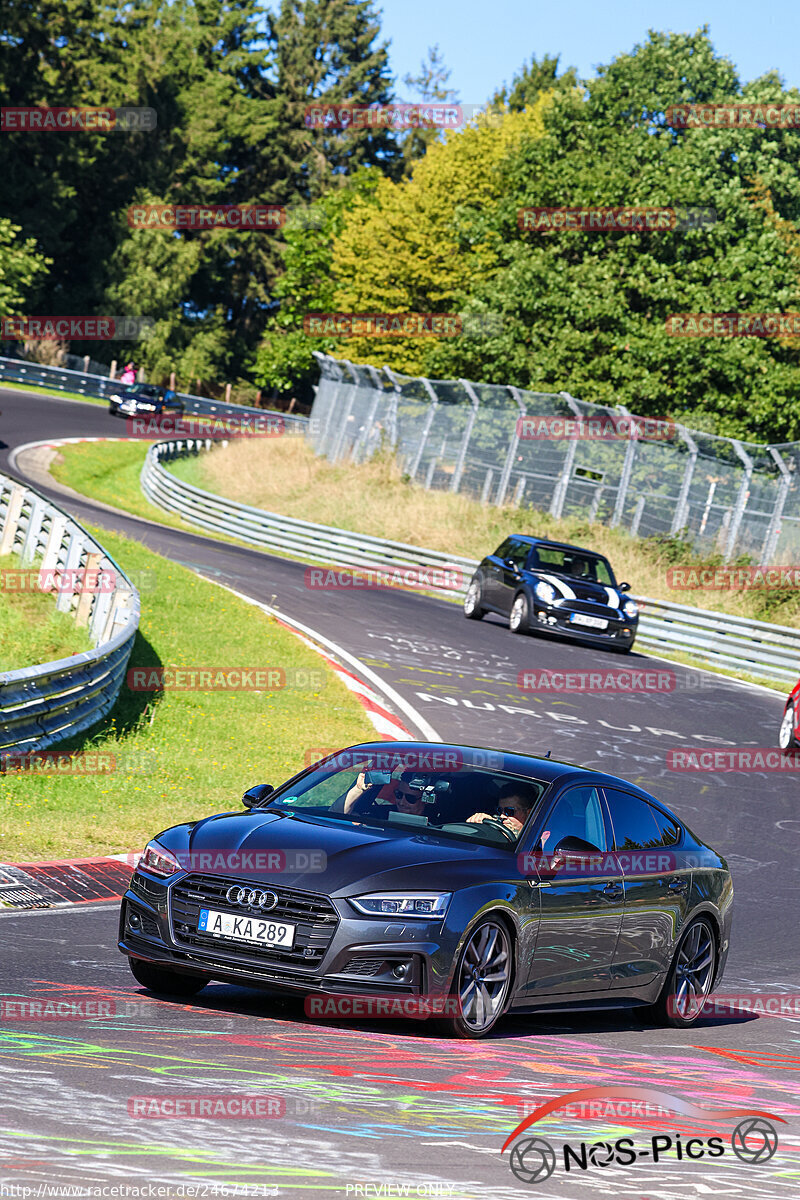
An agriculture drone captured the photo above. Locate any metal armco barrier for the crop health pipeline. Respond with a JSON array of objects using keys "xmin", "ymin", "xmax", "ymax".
[
  {"xmin": 0, "ymin": 473, "xmax": 140, "ymax": 754},
  {"xmin": 0, "ymin": 354, "xmax": 309, "ymax": 428},
  {"xmin": 142, "ymin": 439, "xmax": 800, "ymax": 685},
  {"xmin": 141, "ymin": 439, "xmax": 475, "ymax": 598}
]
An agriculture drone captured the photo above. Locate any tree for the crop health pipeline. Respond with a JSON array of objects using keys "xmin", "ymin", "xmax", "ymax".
[
  {"xmin": 0, "ymin": 219, "xmax": 50, "ymax": 313},
  {"xmin": 400, "ymin": 44, "xmax": 459, "ymax": 171},
  {"xmin": 493, "ymin": 52, "xmax": 578, "ymax": 111}
]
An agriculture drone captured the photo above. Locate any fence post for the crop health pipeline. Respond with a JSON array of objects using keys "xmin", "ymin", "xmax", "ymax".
[
  {"xmin": 21, "ymin": 496, "xmax": 47, "ymax": 564},
  {"xmin": 671, "ymin": 426, "xmax": 698, "ymax": 535},
  {"xmin": 550, "ymin": 393, "xmax": 583, "ymax": 519},
  {"xmin": 723, "ymin": 441, "xmax": 753, "ymax": 562},
  {"xmin": 610, "ymin": 406, "xmax": 638, "ymax": 528},
  {"xmin": 55, "ymin": 530, "xmax": 86, "ymax": 613},
  {"xmin": 452, "ymin": 380, "xmax": 480, "ymax": 493},
  {"xmin": 381, "ymin": 366, "xmax": 403, "ymax": 450},
  {"xmin": 496, "ymin": 386, "xmax": 526, "ymax": 506},
  {"xmin": 408, "ymin": 377, "xmax": 439, "ymax": 480},
  {"xmin": 350, "ymin": 365, "xmax": 386, "ymax": 463},
  {"xmin": 761, "ymin": 447, "xmax": 792, "ymax": 564},
  {"xmin": 329, "ymin": 360, "xmax": 360, "ymax": 463},
  {"xmin": 0, "ymin": 485, "xmax": 25, "ymax": 556}
]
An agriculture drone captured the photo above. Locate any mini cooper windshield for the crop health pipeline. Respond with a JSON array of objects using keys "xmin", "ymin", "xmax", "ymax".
[
  {"xmin": 263, "ymin": 752, "xmax": 546, "ymax": 847},
  {"xmin": 533, "ymin": 545, "xmax": 616, "ymax": 586}
]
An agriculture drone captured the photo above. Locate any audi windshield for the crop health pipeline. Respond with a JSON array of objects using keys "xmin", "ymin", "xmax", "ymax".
[{"xmin": 263, "ymin": 751, "xmax": 546, "ymax": 847}]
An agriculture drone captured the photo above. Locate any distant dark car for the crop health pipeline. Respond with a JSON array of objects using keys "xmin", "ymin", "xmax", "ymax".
[
  {"xmin": 107, "ymin": 382, "xmax": 184, "ymax": 418},
  {"xmin": 119, "ymin": 741, "xmax": 731, "ymax": 1039},
  {"xmin": 464, "ymin": 535, "xmax": 639, "ymax": 651},
  {"xmin": 779, "ymin": 679, "xmax": 800, "ymax": 750}
]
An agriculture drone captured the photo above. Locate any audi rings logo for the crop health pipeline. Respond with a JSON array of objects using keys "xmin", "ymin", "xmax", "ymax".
[{"xmin": 225, "ymin": 886, "xmax": 279, "ymax": 911}]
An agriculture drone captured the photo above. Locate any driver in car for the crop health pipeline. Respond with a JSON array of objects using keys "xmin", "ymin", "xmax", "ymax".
[{"xmin": 467, "ymin": 782, "xmax": 538, "ymax": 835}]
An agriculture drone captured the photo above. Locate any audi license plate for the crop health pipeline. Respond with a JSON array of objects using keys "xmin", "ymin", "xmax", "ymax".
[
  {"xmin": 197, "ymin": 908, "xmax": 295, "ymax": 948},
  {"xmin": 570, "ymin": 613, "xmax": 608, "ymax": 630}
]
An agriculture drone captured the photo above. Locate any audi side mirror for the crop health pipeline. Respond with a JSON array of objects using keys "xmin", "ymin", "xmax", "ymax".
[
  {"xmin": 242, "ymin": 784, "xmax": 274, "ymax": 808},
  {"xmin": 538, "ymin": 835, "xmax": 603, "ymax": 877}
]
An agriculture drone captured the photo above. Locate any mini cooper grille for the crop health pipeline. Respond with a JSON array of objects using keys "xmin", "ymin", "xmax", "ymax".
[{"xmin": 170, "ymin": 875, "xmax": 339, "ymax": 969}]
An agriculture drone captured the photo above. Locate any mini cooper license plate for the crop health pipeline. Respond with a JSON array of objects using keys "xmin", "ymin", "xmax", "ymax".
[
  {"xmin": 197, "ymin": 908, "xmax": 295, "ymax": 947},
  {"xmin": 570, "ymin": 613, "xmax": 608, "ymax": 629}
]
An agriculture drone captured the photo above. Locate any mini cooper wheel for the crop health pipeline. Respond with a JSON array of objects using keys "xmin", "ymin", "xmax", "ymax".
[
  {"xmin": 463, "ymin": 576, "xmax": 486, "ymax": 620},
  {"xmin": 439, "ymin": 917, "xmax": 513, "ymax": 1039},
  {"xmin": 128, "ymin": 957, "xmax": 210, "ymax": 997},
  {"xmin": 649, "ymin": 917, "xmax": 716, "ymax": 1028},
  {"xmin": 779, "ymin": 702, "xmax": 798, "ymax": 751},
  {"xmin": 509, "ymin": 592, "xmax": 531, "ymax": 634}
]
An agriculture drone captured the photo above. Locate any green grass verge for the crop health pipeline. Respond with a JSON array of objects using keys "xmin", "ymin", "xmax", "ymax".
[
  {"xmin": 0, "ymin": 524, "xmax": 375, "ymax": 860},
  {"xmin": 0, "ymin": 554, "xmax": 93, "ymax": 671}
]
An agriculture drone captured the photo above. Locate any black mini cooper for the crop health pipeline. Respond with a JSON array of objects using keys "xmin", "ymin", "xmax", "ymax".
[{"xmin": 464, "ymin": 536, "xmax": 639, "ymax": 651}]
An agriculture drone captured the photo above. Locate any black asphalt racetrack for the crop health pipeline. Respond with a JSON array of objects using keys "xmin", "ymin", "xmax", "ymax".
[{"xmin": 1, "ymin": 387, "xmax": 798, "ymax": 1198}]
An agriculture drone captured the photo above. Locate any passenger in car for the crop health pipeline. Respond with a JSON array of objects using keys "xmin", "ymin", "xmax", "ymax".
[
  {"xmin": 467, "ymin": 782, "xmax": 538, "ymax": 835},
  {"xmin": 337, "ymin": 770, "xmax": 427, "ymax": 816}
]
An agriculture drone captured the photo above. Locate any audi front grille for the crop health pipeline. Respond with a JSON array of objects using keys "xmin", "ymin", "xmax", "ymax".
[{"xmin": 169, "ymin": 874, "xmax": 339, "ymax": 971}]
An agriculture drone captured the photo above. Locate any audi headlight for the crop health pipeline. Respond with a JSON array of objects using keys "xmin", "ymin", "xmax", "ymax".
[
  {"xmin": 349, "ymin": 892, "xmax": 451, "ymax": 919},
  {"xmin": 534, "ymin": 580, "xmax": 556, "ymax": 605},
  {"xmin": 139, "ymin": 840, "xmax": 182, "ymax": 877},
  {"xmin": 623, "ymin": 599, "xmax": 639, "ymax": 619}
]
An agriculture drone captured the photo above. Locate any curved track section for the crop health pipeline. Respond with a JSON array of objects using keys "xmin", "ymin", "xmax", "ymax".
[{"xmin": 1, "ymin": 386, "xmax": 797, "ymax": 1198}]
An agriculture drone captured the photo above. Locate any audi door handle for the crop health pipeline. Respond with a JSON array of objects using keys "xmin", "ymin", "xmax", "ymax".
[
  {"xmin": 602, "ymin": 883, "xmax": 623, "ymax": 900},
  {"xmin": 666, "ymin": 877, "xmax": 688, "ymax": 892}
]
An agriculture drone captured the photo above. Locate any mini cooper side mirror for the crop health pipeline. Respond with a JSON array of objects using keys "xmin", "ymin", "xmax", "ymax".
[
  {"xmin": 618, "ymin": 582, "xmax": 631, "ymax": 592},
  {"xmin": 242, "ymin": 784, "xmax": 274, "ymax": 808}
]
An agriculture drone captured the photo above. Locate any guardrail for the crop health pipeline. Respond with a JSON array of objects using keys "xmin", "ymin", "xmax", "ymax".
[
  {"xmin": 0, "ymin": 355, "xmax": 309, "ymax": 428},
  {"xmin": 141, "ymin": 438, "xmax": 800, "ymax": 686},
  {"xmin": 0, "ymin": 473, "xmax": 140, "ymax": 755}
]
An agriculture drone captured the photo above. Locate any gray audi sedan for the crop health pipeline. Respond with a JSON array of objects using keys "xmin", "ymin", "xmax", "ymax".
[{"xmin": 119, "ymin": 742, "xmax": 732, "ymax": 1038}]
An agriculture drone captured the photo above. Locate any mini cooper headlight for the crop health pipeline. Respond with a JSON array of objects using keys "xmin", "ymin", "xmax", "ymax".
[
  {"xmin": 534, "ymin": 580, "xmax": 557, "ymax": 605},
  {"xmin": 139, "ymin": 840, "xmax": 182, "ymax": 877},
  {"xmin": 349, "ymin": 892, "xmax": 451, "ymax": 919},
  {"xmin": 623, "ymin": 599, "xmax": 639, "ymax": 619}
]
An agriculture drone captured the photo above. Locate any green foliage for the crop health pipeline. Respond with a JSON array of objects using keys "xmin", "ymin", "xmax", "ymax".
[{"xmin": 0, "ymin": 219, "xmax": 50, "ymax": 311}]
